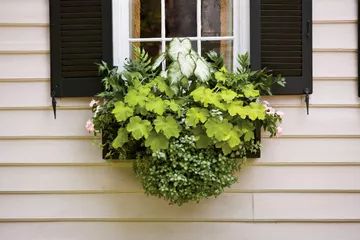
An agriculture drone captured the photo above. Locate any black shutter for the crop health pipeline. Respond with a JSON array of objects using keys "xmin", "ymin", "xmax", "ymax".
[
  {"xmin": 250, "ymin": 0, "xmax": 312, "ymax": 95},
  {"xmin": 50, "ymin": 0, "xmax": 113, "ymax": 97}
]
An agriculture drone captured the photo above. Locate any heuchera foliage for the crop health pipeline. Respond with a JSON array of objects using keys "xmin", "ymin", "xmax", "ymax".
[{"xmin": 89, "ymin": 38, "xmax": 284, "ymax": 205}]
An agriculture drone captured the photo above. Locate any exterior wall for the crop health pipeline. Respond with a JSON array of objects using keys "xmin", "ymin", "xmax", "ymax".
[{"xmin": 0, "ymin": 0, "xmax": 360, "ymax": 239}]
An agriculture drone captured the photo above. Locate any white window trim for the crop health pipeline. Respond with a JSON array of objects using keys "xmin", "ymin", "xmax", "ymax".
[{"xmin": 112, "ymin": 0, "xmax": 250, "ymax": 71}]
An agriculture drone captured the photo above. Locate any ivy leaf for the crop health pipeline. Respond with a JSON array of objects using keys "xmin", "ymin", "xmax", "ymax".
[
  {"xmin": 247, "ymin": 102, "xmax": 266, "ymax": 120},
  {"xmin": 194, "ymin": 57, "xmax": 211, "ymax": 82},
  {"xmin": 220, "ymin": 89, "xmax": 237, "ymax": 103},
  {"xmin": 243, "ymin": 84, "xmax": 260, "ymax": 98},
  {"xmin": 126, "ymin": 116, "xmax": 153, "ymax": 140},
  {"xmin": 152, "ymin": 52, "xmax": 166, "ymax": 70},
  {"xmin": 154, "ymin": 116, "xmax": 180, "ymax": 139},
  {"xmin": 168, "ymin": 62, "xmax": 183, "ymax": 86},
  {"xmin": 178, "ymin": 53, "xmax": 196, "ymax": 78},
  {"xmin": 168, "ymin": 38, "xmax": 192, "ymax": 61},
  {"xmin": 204, "ymin": 118, "xmax": 233, "ymax": 141},
  {"xmin": 112, "ymin": 101, "xmax": 134, "ymax": 122},
  {"xmin": 145, "ymin": 97, "xmax": 167, "ymax": 115},
  {"xmin": 145, "ymin": 131, "xmax": 169, "ymax": 152},
  {"xmin": 185, "ymin": 107, "xmax": 209, "ymax": 127},
  {"xmin": 191, "ymin": 127, "xmax": 212, "ymax": 148},
  {"xmin": 124, "ymin": 88, "xmax": 148, "ymax": 107},
  {"xmin": 112, "ymin": 128, "xmax": 128, "ymax": 149}
]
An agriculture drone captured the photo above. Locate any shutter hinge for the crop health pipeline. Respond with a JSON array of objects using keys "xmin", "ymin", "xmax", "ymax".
[
  {"xmin": 304, "ymin": 88, "xmax": 310, "ymax": 115},
  {"xmin": 51, "ymin": 89, "xmax": 57, "ymax": 119},
  {"xmin": 306, "ymin": 20, "xmax": 311, "ymax": 38}
]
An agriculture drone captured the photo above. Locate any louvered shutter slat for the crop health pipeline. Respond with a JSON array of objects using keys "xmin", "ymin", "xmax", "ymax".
[
  {"xmin": 251, "ymin": 0, "xmax": 312, "ymax": 95},
  {"xmin": 50, "ymin": 0, "xmax": 112, "ymax": 97}
]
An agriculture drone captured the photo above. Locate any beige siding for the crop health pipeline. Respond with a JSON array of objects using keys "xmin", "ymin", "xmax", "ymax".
[{"xmin": 0, "ymin": 0, "xmax": 359, "ymax": 239}]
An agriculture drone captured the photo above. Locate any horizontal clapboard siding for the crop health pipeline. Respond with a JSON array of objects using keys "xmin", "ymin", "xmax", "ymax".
[
  {"xmin": 0, "ymin": 165, "xmax": 359, "ymax": 192},
  {"xmin": 1, "ymin": 107, "xmax": 359, "ymax": 137},
  {"xmin": 0, "ymin": 0, "xmax": 359, "ymax": 239},
  {"xmin": 1, "ymin": 222, "xmax": 360, "ymax": 240},
  {"xmin": 0, "ymin": 193, "xmax": 359, "ymax": 220}
]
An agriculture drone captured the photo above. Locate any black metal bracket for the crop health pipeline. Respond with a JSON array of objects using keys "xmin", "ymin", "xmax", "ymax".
[
  {"xmin": 304, "ymin": 88, "xmax": 310, "ymax": 115},
  {"xmin": 51, "ymin": 89, "xmax": 57, "ymax": 119}
]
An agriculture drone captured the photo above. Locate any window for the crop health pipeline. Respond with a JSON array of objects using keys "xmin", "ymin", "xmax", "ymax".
[
  {"xmin": 113, "ymin": 0, "xmax": 251, "ymax": 71},
  {"xmin": 49, "ymin": 0, "xmax": 312, "ymax": 98}
]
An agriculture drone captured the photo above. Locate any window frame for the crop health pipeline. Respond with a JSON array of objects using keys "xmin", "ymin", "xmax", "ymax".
[{"xmin": 112, "ymin": 0, "xmax": 251, "ymax": 71}]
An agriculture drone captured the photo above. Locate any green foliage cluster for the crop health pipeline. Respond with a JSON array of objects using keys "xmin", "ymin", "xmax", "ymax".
[{"xmin": 90, "ymin": 38, "xmax": 284, "ymax": 205}]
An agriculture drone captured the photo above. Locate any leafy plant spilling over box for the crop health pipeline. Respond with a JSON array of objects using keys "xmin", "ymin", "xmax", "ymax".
[{"xmin": 86, "ymin": 38, "xmax": 284, "ymax": 205}]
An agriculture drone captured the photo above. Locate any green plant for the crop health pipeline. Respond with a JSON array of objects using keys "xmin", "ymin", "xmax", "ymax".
[{"xmin": 87, "ymin": 38, "xmax": 284, "ymax": 205}]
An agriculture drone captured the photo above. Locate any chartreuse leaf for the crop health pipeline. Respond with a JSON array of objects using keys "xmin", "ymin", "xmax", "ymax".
[
  {"xmin": 247, "ymin": 102, "xmax": 266, "ymax": 120},
  {"xmin": 190, "ymin": 86, "xmax": 224, "ymax": 109},
  {"xmin": 226, "ymin": 129, "xmax": 241, "ymax": 148},
  {"xmin": 220, "ymin": 89, "xmax": 237, "ymax": 103},
  {"xmin": 191, "ymin": 127, "xmax": 212, "ymax": 148},
  {"xmin": 215, "ymin": 141, "xmax": 233, "ymax": 155},
  {"xmin": 112, "ymin": 128, "xmax": 128, "ymax": 149},
  {"xmin": 124, "ymin": 87, "xmax": 149, "ymax": 107},
  {"xmin": 153, "ymin": 77, "xmax": 174, "ymax": 97},
  {"xmin": 194, "ymin": 57, "xmax": 211, "ymax": 82},
  {"xmin": 214, "ymin": 71, "xmax": 227, "ymax": 82},
  {"xmin": 178, "ymin": 53, "xmax": 196, "ymax": 77},
  {"xmin": 243, "ymin": 84, "xmax": 260, "ymax": 98},
  {"xmin": 112, "ymin": 101, "xmax": 134, "ymax": 122},
  {"xmin": 168, "ymin": 38, "xmax": 192, "ymax": 60},
  {"xmin": 154, "ymin": 116, "xmax": 180, "ymax": 139},
  {"xmin": 145, "ymin": 131, "xmax": 169, "ymax": 152},
  {"xmin": 228, "ymin": 101, "xmax": 246, "ymax": 118},
  {"xmin": 185, "ymin": 107, "xmax": 209, "ymax": 127},
  {"xmin": 204, "ymin": 118, "xmax": 233, "ymax": 141},
  {"xmin": 126, "ymin": 116, "xmax": 152, "ymax": 140},
  {"xmin": 165, "ymin": 100, "xmax": 181, "ymax": 113},
  {"xmin": 145, "ymin": 96, "xmax": 167, "ymax": 115}
]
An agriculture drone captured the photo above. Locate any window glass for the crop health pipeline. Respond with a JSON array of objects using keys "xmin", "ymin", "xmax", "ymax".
[{"xmin": 129, "ymin": 0, "xmax": 234, "ymax": 69}]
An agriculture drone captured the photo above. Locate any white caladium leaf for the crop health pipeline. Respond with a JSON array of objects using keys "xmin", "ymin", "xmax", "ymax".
[
  {"xmin": 168, "ymin": 62, "xmax": 183, "ymax": 85},
  {"xmin": 152, "ymin": 52, "xmax": 166, "ymax": 70},
  {"xmin": 194, "ymin": 57, "xmax": 211, "ymax": 82},
  {"xmin": 168, "ymin": 38, "xmax": 192, "ymax": 61},
  {"xmin": 178, "ymin": 53, "xmax": 196, "ymax": 78},
  {"xmin": 160, "ymin": 70, "xmax": 168, "ymax": 78}
]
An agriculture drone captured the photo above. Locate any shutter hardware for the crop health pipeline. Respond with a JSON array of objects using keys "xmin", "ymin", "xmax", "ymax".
[
  {"xmin": 51, "ymin": 89, "xmax": 57, "ymax": 119},
  {"xmin": 304, "ymin": 88, "xmax": 310, "ymax": 115}
]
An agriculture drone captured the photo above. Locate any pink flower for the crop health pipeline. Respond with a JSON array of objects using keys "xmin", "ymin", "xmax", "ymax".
[
  {"xmin": 85, "ymin": 119, "xmax": 95, "ymax": 133},
  {"xmin": 89, "ymin": 99, "xmax": 99, "ymax": 108},
  {"xmin": 276, "ymin": 111, "xmax": 284, "ymax": 117},
  {"xmin": 276, "ymin": 126, "xmax": 283, "ymax": 136},
  {"xmin": 262, "ymin": 100, "xmax": 270, "ymax": 106}
]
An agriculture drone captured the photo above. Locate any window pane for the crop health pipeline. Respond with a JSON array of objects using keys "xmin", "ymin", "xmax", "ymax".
[
  {"xmin": 202, "ymin": 41, "xmax": 233, "ymax": 69},
  {"xmin": 166, "ymin": 0, "xmax": 197, "ymax": 37},
  {"xmin": 131, "ymin": 0, "xmax": 161, "ymax": 38},
  {"xmin": 131, "ymin": 42, "xmax": 162, "ymax": 59},
  {"xmin": 202, "ymin": 0, "xmax": 233, "ymax": 36},
  {"xmin": 166, "ymin": 41, "xmax": 197, "ymax": 52}
]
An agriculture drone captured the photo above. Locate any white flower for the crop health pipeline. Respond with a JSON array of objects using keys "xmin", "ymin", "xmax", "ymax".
[
  {"xmin": 89, "ymin": 99, "xmax": 99, "ymax": 108},
  {"xmin": 276, "ymin": 111, "xmax": 284, "ymax": 117}
]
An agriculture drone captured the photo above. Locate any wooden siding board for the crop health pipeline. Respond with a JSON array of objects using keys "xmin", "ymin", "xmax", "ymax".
[{"xmin": 1, "ymin": 222, "xmax": 360, "ymax": 240}]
